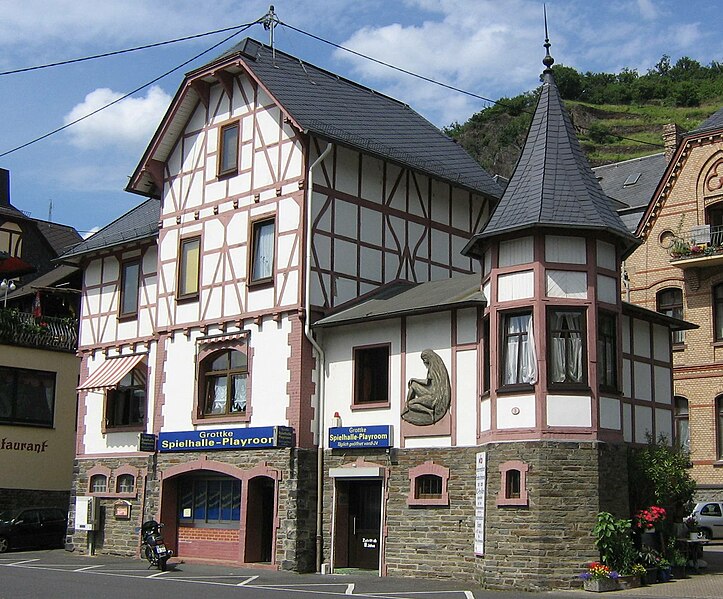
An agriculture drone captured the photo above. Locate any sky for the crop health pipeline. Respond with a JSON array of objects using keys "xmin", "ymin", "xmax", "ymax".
[{"xmin": 1, "ymin": 0, "xmax": 722, "ymax": 237}]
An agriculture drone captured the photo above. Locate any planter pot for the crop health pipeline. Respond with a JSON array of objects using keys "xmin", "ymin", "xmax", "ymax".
[
  {"xmin": 671, "ymin": 565, "xmax": 687, "ymax": 579},
  {"xmin": 658, "ymin": 567, "xmax": 672, "ymax": 583},
  {"xmin": 641, "ymin": 530, "xmax": 661, "ymax": 551},
  {"xmin": 690, "ymin": 531, "xmax": 704, "ymax": 540},
  {"xmin": 642, "ymin": 568, "xmax": 659, "ymax": 585},
  {"xmin": 583, "ymin": 578, "xmax": 620, "ymax": 592},
  {"xmin": 617, "ymin": 575, "xmax": 642, "ymax": 589}
]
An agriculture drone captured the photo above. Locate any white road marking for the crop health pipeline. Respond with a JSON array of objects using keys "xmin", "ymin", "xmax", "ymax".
[
  {"xmin": 237, "ymin": 575, "xmax": 259, "ymax": 586},
  {"xmin": 4, "ymin": 559, "xmax": 39, "ymax": 566},
  {"xmin": 147, "ymin": 570, "xmax": 168, "ymax": 578},
  {"xmin": 74, "ymin": 564, "xmax": 104, "ymax": 571},
  {"xmin": 346, "ymin": 582, "xmax": 355, "ymax": 594}
]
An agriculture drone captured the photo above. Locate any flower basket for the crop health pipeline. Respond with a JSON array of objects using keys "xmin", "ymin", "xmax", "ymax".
[{"xmin": 583, "ymin": 578, "xmax": 620, "ymax": 592}]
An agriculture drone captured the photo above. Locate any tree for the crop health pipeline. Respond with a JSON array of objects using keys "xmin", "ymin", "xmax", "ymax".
[
  {"xmin": 550, "ymin": 64, "xmax": 584, "ymax": 100},
  {"xmin": 628, "ymin": 435, "xmax": 696, "ymax": 522}
]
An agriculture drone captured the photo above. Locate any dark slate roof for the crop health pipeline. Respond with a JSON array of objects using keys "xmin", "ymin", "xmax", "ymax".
[
  {"xmin": 593, "ymin": 153, "xmax": 667, "ymax": 233},
  {"xmin": 32, "ymin": 219, "xmax": 83, "ymax": 255},
  {"xmin": 7, "ymin": 264, "xmax": 79, "ymax": 300},
  {"xmin": 59, "ymin": 199, "xmax": 159, "ymax": 261},
  {"xmin": 130, "ymin": 38, "xmax": 502, "ymax": 200},
  {"xmin": 314, "ymin": 273, "xmax": 485, "ymax": 328},
  {"xmin": 463, "ymin": 58, "xmax": 637, "ymax": 256},
  {"xmin": 622, "ymin": 301, "xmax": 697, "ymax": 331},
  {"xmin": 690, "ymin": 106, "xmax": 723, "ymax": 134},
  {"xmin": 0, "ymin": 203, "xmax": 31, "ymax": 222}
]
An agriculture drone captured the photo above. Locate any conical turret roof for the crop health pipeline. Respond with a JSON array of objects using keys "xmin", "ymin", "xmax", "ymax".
[{"xmin": 463, "ymin": 42, "xmax": 638, "ymax": 257}]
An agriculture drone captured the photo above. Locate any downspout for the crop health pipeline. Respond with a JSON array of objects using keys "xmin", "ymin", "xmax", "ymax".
[{"xmin": 305, "ymin": 141, "xmax": 333, "ymax": 573}]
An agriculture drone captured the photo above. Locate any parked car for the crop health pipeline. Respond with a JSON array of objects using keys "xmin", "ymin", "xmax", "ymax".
[
  {"xmin": 689, "ymin": 501, "xmax": 723, "ymax": 540},
  {"xmin": 0, "ymin": 507, "xmax": 67, "ymax": 553}
]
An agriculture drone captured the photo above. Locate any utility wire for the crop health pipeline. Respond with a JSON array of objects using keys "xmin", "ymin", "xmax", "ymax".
[
  {"xmin": 0, "ymin": 20, "xmax": 262, "ymax": 159},
  {"xmin": 0, "ymin": 23, "xmax": 256, "ymax": 77},
  {"xmin": 278, "ymin": 20, "xmax": 664, "ymax": 149}
]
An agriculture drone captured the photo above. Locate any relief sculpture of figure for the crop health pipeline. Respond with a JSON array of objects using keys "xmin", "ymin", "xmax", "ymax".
[{"xmin": 401, "ymin": 349, "xmax": 451, "ymax": 426}]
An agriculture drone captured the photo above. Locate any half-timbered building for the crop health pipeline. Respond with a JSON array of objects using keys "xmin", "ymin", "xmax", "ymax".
[
  {"xmin": 63, "ymin": 38, "xmax": 501, "ymax": 568},
  {"xmin": 314, "ymin": 43, "xmax": 692, "ymax": 590}
]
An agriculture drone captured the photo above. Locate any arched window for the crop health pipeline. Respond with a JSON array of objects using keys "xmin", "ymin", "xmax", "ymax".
[
  {"xmin": 200, "ymin": 349, "xmax": 247, "ymax": 417},
  {"xmin": 407, "ymin": 461, "xmax": 449, "ymax": 506},
  {"xmin": 674, "ymin": 396, "xmax": 690, "ymax": 453},
  {"xmin": 714, "ymin": 285, "xmax": 723, "ymax": 341},
  {"xmin": 657, "ymin": 288, "xmax": 684, "ymax": 344},
  {"xmin": 116, "ymin": 474, "xmax": 135, "ymax": 494},
  {"xmin": 718, "ymin": 396, "xmax": 723, "ymax": 461},
  {"xmin": 90, "ymin": 474, "xmax": 107, "ymax": 494},
  {"xmin": 498, "ymin": 460, "xmax": 528, "ymax": 507}
]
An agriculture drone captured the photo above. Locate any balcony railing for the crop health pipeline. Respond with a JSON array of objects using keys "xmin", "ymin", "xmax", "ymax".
[
  {"xmin": 669, "ymin": 224, "xmax": 723, "ymax": 266},
  {"xmin": 0, "ymin": 309, "xmax": 78, "ymax": 352}
]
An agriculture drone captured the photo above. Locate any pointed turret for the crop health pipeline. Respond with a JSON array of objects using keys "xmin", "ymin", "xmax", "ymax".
[{"xmin": 463, "ymin": 35, "xmax": 638, "ymax": 258}]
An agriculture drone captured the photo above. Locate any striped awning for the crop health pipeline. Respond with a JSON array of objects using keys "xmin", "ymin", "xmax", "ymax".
[{"xmin": 78, "ymin": 354, "xmax": 146, "ymax": 391}]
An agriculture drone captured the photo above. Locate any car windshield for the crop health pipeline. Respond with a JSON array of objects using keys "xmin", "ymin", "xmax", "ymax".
[{"xmin": 0, "ymin": 510, "xmax": 14, "ymax": 522}]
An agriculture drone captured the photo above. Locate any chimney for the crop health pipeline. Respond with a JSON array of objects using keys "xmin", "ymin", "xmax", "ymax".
[
  {"xmin": 0, "ymin": 168, "xmax": 9, "ymax": 206},
  {"xmin": 663, "ymin": 123, "xmax": 684, "ymax": 163}
]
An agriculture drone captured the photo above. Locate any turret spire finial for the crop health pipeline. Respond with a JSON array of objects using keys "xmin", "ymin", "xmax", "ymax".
[{"xmin": 543, "ymin": 5, "xmax": 555, "ymax": 72}]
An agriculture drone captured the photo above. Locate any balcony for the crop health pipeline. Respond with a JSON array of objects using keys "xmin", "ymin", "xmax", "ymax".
[
  {"xmin": 0, "ymin": 309, "xmax": 78, "ymax": 352},
  {"xmin": 669, "ymin": 224, "xmax": 723, "ymax": 268}
]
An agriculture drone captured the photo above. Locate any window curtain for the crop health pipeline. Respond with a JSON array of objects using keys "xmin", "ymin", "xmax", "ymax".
[
  {"xmin": 206, "ymin": 377, "xmax": 227, "ymax": 414},
  {"xmin": 504, "ymin": 313, "xmax": 537, "ymax": 385},
  {"xmin": 230, "ymin": 374, "xmax": 247, "ymax": 412},
  {"xmin": 550, "ymin": 311, "xmax": 583, "ymax": 383},
  {"xmin": 252, "ymin": 222, "xmax": 274, "ymax": 280}
]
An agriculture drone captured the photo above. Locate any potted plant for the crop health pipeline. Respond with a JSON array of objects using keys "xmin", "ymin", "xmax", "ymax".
[
  {"xmin": 634, "ymin": 505, "xmax": 666, "ymax": 532},
  {"xmin": 579, "ymin": 562, "xmax": 620, "ymax": 592},
  {"xmin": 618, "ymin": 563, "xmax": 645, "ymax": 589},
  {"xmin": 638, "ymin": 546, "xmax": 662, "ymax": 584},
  {"xmin": 684, "ymin": 514, "xmax": 702, "ymax": 540},
  {"xmin": 657, "ymin": 557, "xmax": 672, "ymax": 582}
]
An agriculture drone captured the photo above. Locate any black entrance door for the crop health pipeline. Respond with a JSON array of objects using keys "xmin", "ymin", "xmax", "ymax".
[{"xmin": 346, "ymin": 480, "xmax": 382, "ymax": 570}]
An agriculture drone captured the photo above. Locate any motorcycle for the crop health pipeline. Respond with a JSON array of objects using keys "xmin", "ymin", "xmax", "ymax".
[{"xmin": 140, "ymin": 520, "xmax": 172, "ymax": 571}]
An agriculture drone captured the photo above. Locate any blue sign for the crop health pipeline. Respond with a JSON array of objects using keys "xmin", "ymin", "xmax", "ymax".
[
  {"xmin": 328, "ymin": 425, "xmax": 393, "ymax": 449},
  {"xmin": 158, "ymin": 426, "xmax": 293, "ymax": 453}
]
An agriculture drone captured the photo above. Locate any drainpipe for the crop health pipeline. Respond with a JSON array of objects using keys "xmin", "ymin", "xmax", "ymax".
[{"xmin": 305, "ymin": 141, "xmax": 332, "ymax": 573}]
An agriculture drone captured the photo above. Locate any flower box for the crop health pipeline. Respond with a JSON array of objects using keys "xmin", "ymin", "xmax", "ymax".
[
  {"xmin": 642, "ymin": 568, "xmax": 658, "ymax": 585},
  {"xmin": 583, "ymin": 578, "xmax": 620, "ymax": 592},
  {"xmin": 617, "ymin": 574, "xmax": 641, "ymax": 589}
]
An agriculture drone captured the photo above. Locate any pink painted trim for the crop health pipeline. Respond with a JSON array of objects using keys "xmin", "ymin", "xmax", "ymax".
[
  {"xmin": 407, "ymin": 460, "xmax": 450, "ymax": 507},
  {"xmin": 497, "ymin": 460, "xmax": 529, "ymax": 507}
]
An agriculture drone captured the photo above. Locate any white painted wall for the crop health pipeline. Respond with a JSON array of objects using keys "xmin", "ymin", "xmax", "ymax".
[
  {"xmin": 546, "ymin": 270, "xmax": 587, "ymax": 298},
  {"xmin": 499, "ymin": 237, "xmax": 534, "ymax": 266},
  {"xmin": 497, "ymin": 270, "xmax": 534, "ymax": 302},
  {"xmin": 497, "ymin": 394, "xmax": 535, "ymax": 429},
  {"xmin": 596, "ymin": 240, "xmax": 616, "ymax": 270},
  {"xmin": 546, "ymin": 235, "xmax": 586, "ymax": 264},
  {"xmin": 600, "ymin": 396, "xmax": 621, "ymax": 430},
  {"xmin": 547, "ymin": 395, "xmax": 591, "ymax": 427}
]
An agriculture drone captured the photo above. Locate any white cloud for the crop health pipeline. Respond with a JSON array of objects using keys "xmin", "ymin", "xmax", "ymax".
[
  {"xmin": 637, "ymin": 0, "xmax": 658, "ymax": 21},
  {"xmin": 64, "ymin": 86, "xmax": 171, "ymax": 150}
]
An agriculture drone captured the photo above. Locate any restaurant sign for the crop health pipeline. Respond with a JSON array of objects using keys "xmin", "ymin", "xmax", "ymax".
[
  {"xmin": 158, "ymin": 426, "xmax": 293, "ymax": 453},
  {"xmin": 328, "ymin": 425, "xmax": 392, "ymax": 449}
]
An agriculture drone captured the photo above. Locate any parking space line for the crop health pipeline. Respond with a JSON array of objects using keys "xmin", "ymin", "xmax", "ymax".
[
  {"xmin": 74, "ymin": 565, "xmax": 104, "ymax": 571},
  {"xmin": 237, "ymin": 575, "xmax": 259, "ymax": 586},
  {"xmin": 147, "ymin": 570, "xmax": 169, "ymax": 578},
  {"xmin": 346, "ymin": 583, "xmax": 355, "ymax": 594},
  {"xmin": 4, "ymin": 559, "xmax": 39, "ymax": 566}
]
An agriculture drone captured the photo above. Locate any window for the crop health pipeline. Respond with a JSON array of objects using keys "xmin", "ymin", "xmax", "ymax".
[
  {"xmin": 0, "ymin": 366, "xmax": 55, "ymax": 427},
  {"xmin": 353, "ymin": 345, "xmax": 389, "ymax": 405},
  {"xmin": 497, "ymin": 460, "xmax": 529, "ymax": 506},
  {"xmin": 249, "ymin": 218, "xmax": 275, "ymax": 283},
  {"xmin": 178, "ymin": 237, "xmax": 200, "ymax": 299},
  {"xmin": 597, "ymin": 311, "xmax": 618, "ymax": 391},
  {"xmin": 505, "ymin": 469, "xmax": 521, "ymax": 499},
  {"xmin": 718, "ymin": 396, "xmax": 723, "ymax": 461},
  {"xmin": 407, "ymin": 461, "xmax": 449, "ymax": 506},
  {"xmin": 201, "ymin": 349, "xmax": 247, "ymax": 417},
  {"xmin": 482, "ymin": 317, "xmax": 490, "ymax": 394},
  {"xmin": 116, "ymin": 474, "xmax": 135, "ymax": 494},
  {"xmin": 415, "ymin": 475, "xmax": 442, "ymax": 499},
  {"xmin": 105, "ymin": 367, "xmax": 146, "ymax": 429},
  {"xmin": 119, "ymin": 260, "xmax": 140, "ymax": 318},
  {"xmin": 500, "ymin": 311, "xmax": 536, "ymax": 387},
  {"xmin": 90, "ymin": 474, "xmax": 107, "ymax": 493},
  {"xmin": 548, "ymin": 308, "xmax": 586, "ymax": 387},
  {"xmin": 714, "ymin": 285, "xmax": 723, "ymax": 342},
  {"xmin": 674, "ymin": 396, "xmax": 690, "ymax": 453},
  {"xmin": 178, "ymin": 476, "xmax": 241, "ymax": 527},
  {"xmin": 218, "ymin": 122, "xmax": 239, "ymax": 176},
  {"xmin": 657, "ymin": 288, "xmax": 684, "ymax": 344}
]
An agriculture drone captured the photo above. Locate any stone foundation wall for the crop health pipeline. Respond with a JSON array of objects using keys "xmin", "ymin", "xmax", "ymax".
[
  {"xmin": 68, "ymin": 448, "xmax": 317, "ymax": 570},
  {"xmin": 322, "ymin": 440, "xmax": 629, "ymax": 591}
]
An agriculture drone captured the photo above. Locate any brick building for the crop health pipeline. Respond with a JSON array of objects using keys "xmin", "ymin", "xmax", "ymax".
[{"xmin": 623, "ymin": 109, "xmax": 723, "ymax": 502}]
